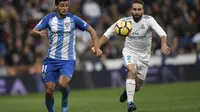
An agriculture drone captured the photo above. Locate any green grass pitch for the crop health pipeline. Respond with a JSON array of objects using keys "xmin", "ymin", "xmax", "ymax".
[{"xmin": 0, "ymin": 81, "xmax": 200, "ymax": 112}]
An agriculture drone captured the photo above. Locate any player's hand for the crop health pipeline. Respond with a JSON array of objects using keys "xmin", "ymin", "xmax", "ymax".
[
  {"xmin": 95, "ymin": 48, "xmax": 103, "ymax": 58},
  {"xmin": 91, "ymin": 47, "xmax": 103, "ymax": 58},
  {"xmin": 39, "ymin": 30, "xmax": 46, "ymax": 37},
  {"xmin": 161, "ymin": 44, "xmax": 171, "ymax": 55},
  {"xmin": 91, "ymin": 47, "xmax": 96, "ymax": 54}
]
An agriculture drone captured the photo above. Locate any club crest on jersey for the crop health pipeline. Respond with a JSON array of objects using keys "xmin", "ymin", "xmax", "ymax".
[
  {"xmin": 65, "ymin": 22, "xmax": 70, "ymax": 27},
  {"xmin": 141, "ymin": 24, "xmax": 145, "ymax": 29}
]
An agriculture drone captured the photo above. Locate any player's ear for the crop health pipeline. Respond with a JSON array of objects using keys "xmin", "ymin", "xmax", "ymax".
[{"xmin": 54, "ymin": 4, "xmax": 57, "ymax": 9}]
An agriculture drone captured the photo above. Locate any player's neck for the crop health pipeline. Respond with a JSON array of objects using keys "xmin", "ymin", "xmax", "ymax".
[
  {"xmin": 56, "ymin": 12, "xmax": 67, "ymax": 19},
  {"xmin": 132, "ymin": 15, "xmax": 142, "ymax": 23},
  {"xmin": 133, "ymin": 18, "xmax": 141, "ymax": 23}
]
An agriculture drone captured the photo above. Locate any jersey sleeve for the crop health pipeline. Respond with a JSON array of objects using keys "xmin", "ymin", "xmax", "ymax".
[
  {"xmin": 73, "ymin": 15, "xmax": 89, "ymax": 31},
  {"xmin": 35, "ymin": 14, "xmax": 51, "ymax": 31},
  {"xmin": 103, "ymin": 23, "xmax": 116, "ymax": 39},
  {"xmin": 149, "ymin": 17, "xmax": 167, "ymax": 37}
]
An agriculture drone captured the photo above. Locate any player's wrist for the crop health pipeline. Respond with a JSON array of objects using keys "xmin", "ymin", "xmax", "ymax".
[
  {"xmin": 94, "ymin": 48, "xmax": 100, "ymax": 51},
  {"xmin": 161, "ymin": 43, "xmax": 167, "ymax": 46}
]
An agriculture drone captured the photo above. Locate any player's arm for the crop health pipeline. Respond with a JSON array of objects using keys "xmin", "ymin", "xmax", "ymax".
[
  {"xmin": 30, "ymin": 14, "xmax": 49, "ymax": 37},
  {"xmin": 91, "ymin": 35, "xmax": 109, "ymax": 55},
  {"xmin": 160, "ymin": 35, "xmax": 170, "ymax": 55},
  {"xmin": 99, "ymin": 18, "xmax": 126, "ymax": 47},
  {"xmin": 91, "ymin": 23, "xmax": 116, "ymax": 54},
  {"xmin": 99, "ymin": 35, "xmax": 109, "ymax": 48},
  {"xmin": 149, "ymin": 17, "xmax": 171, "ymax": 55},
  {"xmin": 73, "ymin": 15, "xmax": 103, "ymax": 57},
  {"xmin": 30, "ymin": 28, "xmax": 46, "ymax": 37},
  {"xmin": 86, "ymin": 26, "xmax": 103, "ymax": 57},
  {"xmin": 100, "ymin": 22, "xmax": 117, "ymax": 47}
]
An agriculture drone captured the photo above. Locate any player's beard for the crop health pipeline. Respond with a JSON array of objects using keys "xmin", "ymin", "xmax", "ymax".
[
  {"xmin": 57, "ymin": 11, "xmax": 67, "ymax": 17},
  {"xmin": 132, "ymin": 14, "xmax": 142, "ymax": 22},
  {"xmin": 60, "ymin": 12, "xmax": 67, "ymax": 16},
  {"xmin": 57, "ymin": 8, "xmax": 68, "ymax": 17}
]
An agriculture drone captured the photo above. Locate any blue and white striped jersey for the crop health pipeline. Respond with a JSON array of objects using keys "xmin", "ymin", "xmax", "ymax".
[{"xmin": 36, "ymin": 12, "xmax": 89, "ymax": 60}]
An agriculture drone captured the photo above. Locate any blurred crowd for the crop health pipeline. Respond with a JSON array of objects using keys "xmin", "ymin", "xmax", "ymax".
[{"xmin": 0, "ymin": 0, "xmax": 200, "ymax": 76}]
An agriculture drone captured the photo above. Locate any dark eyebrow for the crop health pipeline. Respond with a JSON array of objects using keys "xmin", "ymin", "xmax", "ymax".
[{"xmin": 133, "ymin": 8, "xmax": 142, "ymax": 10}]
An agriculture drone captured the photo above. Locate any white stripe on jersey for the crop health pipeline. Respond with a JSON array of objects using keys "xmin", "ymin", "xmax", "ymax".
[
  {"xmin": 49, "ymin": 17, "xmax": 58, "ymax": 59},
  {"xmin": 62, "ymin": 17, "xmax": 71, "ymax": 60}
]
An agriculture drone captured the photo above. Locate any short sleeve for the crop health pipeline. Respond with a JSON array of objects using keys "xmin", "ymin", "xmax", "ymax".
[
  {"xmin": 103, "ymin": 23, "xmax": 116, "ymax": 39},
  {"xmin": 73, "ymin": 15, "xmax": 89, "ymax": 31},
  {"xmin": 35, "ymin": 14, "xmax": 52, "ymax": 30}
]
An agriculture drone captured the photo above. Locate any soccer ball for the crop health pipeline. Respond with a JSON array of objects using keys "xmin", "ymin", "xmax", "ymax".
[{"xmin": 114, "ymin": 20, "xmax": 132, "ymax": 36}]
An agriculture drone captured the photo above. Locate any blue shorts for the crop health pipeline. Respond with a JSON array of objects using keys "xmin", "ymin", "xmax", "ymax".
[{"xmin": 41, "ymin": 57, "xmax": 76, "ymax": 83}]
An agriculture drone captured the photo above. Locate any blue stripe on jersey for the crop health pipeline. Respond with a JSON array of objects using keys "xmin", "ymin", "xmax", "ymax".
[
  {"xmin": 47, "ymin": 18, "xmax": 54, "ymax": 57},
  {"xmin": 55, "ymin": 19, "xmax": 64, "ymax": 60},
  {"xmin": 68, "ymin": 18, "xmax": 74, "ymax": 60},
  {"xmin": 73, "ymin": 30, "xmax": 76, "ymax": 59},
  {"xmin": 47, "ymin": 27, "xmax": 51, "ymax": 57}
]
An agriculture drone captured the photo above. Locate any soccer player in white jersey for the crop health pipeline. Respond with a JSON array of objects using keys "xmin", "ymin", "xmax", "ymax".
[
  {"xmin": 30, "ymin": 0, "xmax": 102, "ymax": 112},
  {"xmin": 92, "ymin": 0, "xmax": 170, "ymax": 111}
]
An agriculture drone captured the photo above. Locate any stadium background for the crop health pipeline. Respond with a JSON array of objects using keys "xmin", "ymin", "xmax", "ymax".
[{"xmin": 0, "ymin": 0, "xmax": 200, "ymax": 112}]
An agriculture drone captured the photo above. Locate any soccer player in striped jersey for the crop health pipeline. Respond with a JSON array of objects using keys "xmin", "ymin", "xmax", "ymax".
[
  {"xmin": 31, "ymin": 0, "xmax": 102, "ymax": 112},
  {"xmin": 92, "ymin": 0, "xmax": 170, "ymax": 111}
]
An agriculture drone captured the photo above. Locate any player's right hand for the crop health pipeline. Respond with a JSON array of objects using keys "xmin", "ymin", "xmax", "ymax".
[
  {"xmin": 95, "ymin": 48, "xmax": 103, "ymax": 58},
  {"xmin": 91, "ymin": 47, "xmax": 96, "ymax": 54},
  {"xmin": 161, "ymin": 44, "xmax": 171, "ymax": 55},
  {"xmin": 91, "ymin": 47, "xmax": 103, "ymax": 58}
]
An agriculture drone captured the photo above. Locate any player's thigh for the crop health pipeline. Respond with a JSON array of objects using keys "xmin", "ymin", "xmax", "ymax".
[
  {"xmin": 123, "ymin": 52, "xmax": 136, "ymax": 67},
  {"xmin": 123, "ymin": 54, "xmax": 137, "ymax": 75},
  {"xmin": 41, "ymin": 63, "xmax": 60, "ymax": 83},
  {"xmin": 136, "ymin": 61, "xmax": 149, "ymax": 81},
  {"xmin": 58, "ymin": 60, "xmax": 76, "ymax": 88}
]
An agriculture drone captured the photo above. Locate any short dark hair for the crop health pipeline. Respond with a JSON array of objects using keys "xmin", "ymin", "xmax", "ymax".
[
  {"xmin": 132, "ymin": 0, "xmax": 144, "ymax": 8},
  {"xmin": 55, "ymin": 0, "xmax": 68, "ymax": 5}
]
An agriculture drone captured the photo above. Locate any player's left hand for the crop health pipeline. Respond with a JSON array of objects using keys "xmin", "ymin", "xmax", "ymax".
[{"xmin": 161, "ymin": 44, "xmax": 171, "ymax": 55}]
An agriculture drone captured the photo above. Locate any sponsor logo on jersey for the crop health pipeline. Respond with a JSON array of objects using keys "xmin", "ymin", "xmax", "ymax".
[
  {"xmin": 130, "ymin": 36, "xmax": 147, "ymax": 39},
  {"xmin": 141, "ymin": 24, "xmax": 145, "ymax": 29},
  {"xmin": 52, "ymin": 31, "xmax": 70, "ymax": 34}
]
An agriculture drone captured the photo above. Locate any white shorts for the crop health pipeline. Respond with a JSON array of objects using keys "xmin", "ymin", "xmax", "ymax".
[{"xmin": 123, "ymin": 52, "xmax": 149, "ymax": 80}]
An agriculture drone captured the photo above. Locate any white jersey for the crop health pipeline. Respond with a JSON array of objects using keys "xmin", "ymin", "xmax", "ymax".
[{"xmin": 104, "ymin": 15, "xmax": 167, "ymax": 64}]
